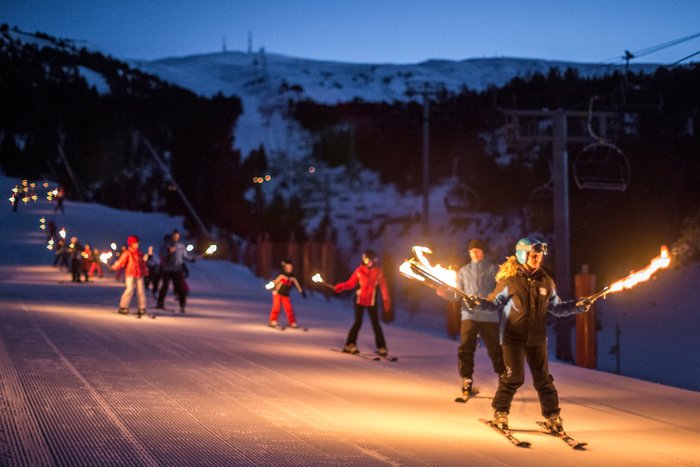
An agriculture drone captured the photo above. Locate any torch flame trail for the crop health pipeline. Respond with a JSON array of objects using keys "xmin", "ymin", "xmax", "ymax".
[{"xmin": 585, "ymin": 246, "xmax": 671, "ymax": 304}]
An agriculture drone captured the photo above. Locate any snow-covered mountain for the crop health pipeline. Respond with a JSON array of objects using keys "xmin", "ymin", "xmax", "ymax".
[{"xmin": 134, "ymin": 50, "xmax": 660, "ymax": 158}]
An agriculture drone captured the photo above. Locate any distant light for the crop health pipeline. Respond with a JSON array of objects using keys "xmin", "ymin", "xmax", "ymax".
[
  {"xmin": 40, "ymin": 217, "xmax": 45, "ymax": 223},
  {"xmin": 43, "ymin": 182, "xmax": 49, "ymax": 188},
  {"xmin": 168, "ymin": 185, "xmax": 177, "ymax": 191},
  {"xmin": 186, "ymin": 244, "xmax": 194, "ymax": 252},
  {"xmin": 59, "ymin": 228, "xmax": 66, "ymax": 239},
  {"xmin": 111, "ymin": 242, "xmax": 117, "ymax": 250},
  {"xmin": 205, "ymin": 244, "xmax": 217, "ymax": 255},
  {"xmin": 264, "ymin": 175, "xmax": 271, "ymax": 181},
  {"xmin": 308, "ymin": 166, "xmax": 316, "ymax": 174}
]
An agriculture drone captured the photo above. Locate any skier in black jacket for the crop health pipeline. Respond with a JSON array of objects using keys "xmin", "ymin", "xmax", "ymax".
[{"xmin": 471, "ymin": 237, "xmax": 591, "ymax": 433}]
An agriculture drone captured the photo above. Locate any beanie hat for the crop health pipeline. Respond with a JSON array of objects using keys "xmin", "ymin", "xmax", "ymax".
[
  {"xmin": 127, "ymin": 235, "xmax": 139, "ymax": 246},
  {"xmin": 468, "ymin": 239, "xmax": 486, "ymax": 251}
]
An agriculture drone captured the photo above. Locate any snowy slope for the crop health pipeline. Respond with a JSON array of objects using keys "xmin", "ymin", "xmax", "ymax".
[{"xmin": 1, "ymin": 175, "xmax": 699, "ymax": 466}]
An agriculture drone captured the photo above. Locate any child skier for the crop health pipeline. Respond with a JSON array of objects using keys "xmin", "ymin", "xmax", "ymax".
[
  {"xmin": 268, "ymin": 259, "xmax": 306, "ymax": 328},
  {"xmin": 111, "ymin": 235, "xmax": 149, "ymax": 317},
  {"xmin": 470, "ymin": 237, "xmax": 591, "ymax": 433},
  {"xmin": 332, "ymin": 249, "xmax": 392, "ymax": 356}
]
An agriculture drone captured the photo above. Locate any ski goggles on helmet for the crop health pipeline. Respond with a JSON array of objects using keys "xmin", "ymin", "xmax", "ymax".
[{"xmin": 516, "ymin": 242, "xmax": 548, "ymax": 255}]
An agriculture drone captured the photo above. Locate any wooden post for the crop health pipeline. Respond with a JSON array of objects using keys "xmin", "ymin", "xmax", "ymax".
[{"xmin": 575, "ymin": 264, "xmax": 597, "ymax": 368}]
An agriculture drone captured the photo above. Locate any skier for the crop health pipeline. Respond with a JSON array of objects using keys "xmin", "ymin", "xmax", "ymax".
[
  {"xmin": 156, "ymin": 229, "xmax": 193, "ymax": 313},
  {"xmin": 111, "ymin": 235, "xmax": 148, "ymax": 317},
  {"xmin": 332, "ymin": 249, "xmax": 392, "ymax": 356},
  {"xmin": 439, "ymin": 239, "xmax": 505, "ymax": 399},
  {"xmin": 268, "ymin": 259, "xmax": 306, "ymax": 328},
  {"xmin": 144, "ymin": 245, "xmax": 160, "ymax": 297},
  {"xmin": 81, "ymin": 244, "xmax": 93, "ymax": 282},
  {"xmin": 68, "ymin": 236, "xmax": 83, "ymax": 283},
  {"xmin": 470, "ymin": 237, "xmax": 591, "ymax": 433},
  {"xmin": 88, "ymin": 247, "xmax": 104, "ymax": 278}
]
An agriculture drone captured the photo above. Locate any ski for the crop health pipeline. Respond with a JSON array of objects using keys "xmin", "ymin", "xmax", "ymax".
[
  {"xmin": 479, "ymin": 419, "xmax": 531, "ymax": 448},
  {"xmin": 331, "ymin": 348, "xmax": 380, "ymax": 361},
  {"xmin": 287, "ymin": 326, "xmax": 309, "ymax": 332},
  {"xmin": 114, "ymin": 310, "xmax": 156, "ymax": 319},
  {"xmin": 454, "ymin": 387, "xmax": 480, "ymax": 403},
  {"xmin": 536, "ymin": 421, "xmax": 587, "ymax": 450},
  {"xmin": 374, "ymin": 351, "xmax": 398, "ymax": 362},
  {"xmin": 267, "ymin": 324, "xmax": 287, "ymax": 331}
]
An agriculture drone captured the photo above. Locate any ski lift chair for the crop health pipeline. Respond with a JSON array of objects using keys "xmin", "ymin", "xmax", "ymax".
[{"xmin": 573, "ymin": 142, "xmax": 630, "ymax": 192}]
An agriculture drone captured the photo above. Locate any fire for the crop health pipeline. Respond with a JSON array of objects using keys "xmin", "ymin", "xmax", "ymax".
[
  {"xmin": 407, "ymin": 246, "xmax": 457, "ymax": 288},
  {"xmin": 606, "ymin": 246, "xmax": 671, "ymax": 294},
  {"xmin": 99, "ymin": 252, "xmax": 113, "ymax": 264},
  {"xmin": 311, "ymin": 273, "xmax": 323, "ymax": 283},
  {"xmin": 59, "ymin": 228, "xmax": 66, "ymax": 239},
  {"xmin": 265, "ymin": 281, "xmax": 275, "ymax": 290},
  {"xmin": 205, "ymin": 244, "xmax": 217, "ymax": 255},
  {"xmin": 399, "ymin": 260, "xmax": 425, "ymax": 282}
]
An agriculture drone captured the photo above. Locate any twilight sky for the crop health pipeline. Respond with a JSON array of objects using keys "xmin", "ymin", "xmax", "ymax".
[{"xmin": 2, "ymin": 0, "xmax": 700, "ymax": 65}]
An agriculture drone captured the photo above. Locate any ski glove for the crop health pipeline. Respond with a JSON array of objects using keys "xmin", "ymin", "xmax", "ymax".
[
  {"xmin": 463, "ymin": 295, "xmax": 480, "ymax": 310},
  {"xmin": 577, "ymin": 298, "xmax": 592, "ymax": 313}
]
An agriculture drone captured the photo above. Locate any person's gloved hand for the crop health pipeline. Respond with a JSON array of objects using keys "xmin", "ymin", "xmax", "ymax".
[
  {"xmin": 301, "ymin": 290, "xmax": 307, "ymax": 299},
  {"xmin": 383, "ymin": 300, "xmax": 392, "ymax": 313},
  {"xmin": 577, "ymin": 297, "xmax": 592, "ymax": 312},
  {"xmin": 464, "ymin": 295, "xmax": 480, "ymax": 310}
]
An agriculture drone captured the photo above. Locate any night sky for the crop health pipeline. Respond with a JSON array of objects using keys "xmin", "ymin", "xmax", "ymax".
[{"xmin": 2, "ymin": 0, "xmax": 700, "ymax": 64}]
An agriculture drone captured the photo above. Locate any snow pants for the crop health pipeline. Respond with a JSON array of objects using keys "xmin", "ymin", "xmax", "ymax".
[
  {"xmin": 458, "ymin": 320, "xmax": 505, "ymax": 379},
  {"xmin": 88, "ymin": 262, "xmax": 104, "ymax": 278},
  {"xmin": 346, "ymin": 304, "xmax": 386, "ymax": 349},
  {"xmin": 269, "ymin": 294, "xmax": 297, "ymax": 325},
  {"xmin": 120, "ymin": 276, "xmax": 146, "ymax": 310},
  {"xmin": 491, "ymin": 344, "xmax": 560, "ymax": 418},
  {"xmin": 158, "ymin": 270, "xmax": 186, "ymax": 308}
]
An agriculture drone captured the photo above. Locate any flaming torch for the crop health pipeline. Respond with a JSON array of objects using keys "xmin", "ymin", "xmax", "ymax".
[
  {"xmin": 399, "ymin": 246, "xmax": 478, "ymax": 306},
  {"xmin": 265, "ymin": 281, "xmax": 275, "ymax": 290},
  {"xmin": 311, "ymin": 273, "xmax": 335, "ymax": 291},
  {"xmin": 204, "ymin": 244, "xmax": 217, "ymax": 256},
  {"xmin": 578, "ymin": 246, "xmax": 671, "ymax": 306},
  {"xmin": 100, "ymin": 252, "xmax": 113, "ymax": 264}
]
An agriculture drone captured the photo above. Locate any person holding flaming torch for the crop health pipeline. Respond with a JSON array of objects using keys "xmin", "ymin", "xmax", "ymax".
[
  {"xmin": 267, "ymin": 259, "xmax": 306, "ymax": 329},
  {"xmin": 111, "ymin": 235, "xmax": 149, "ymax": 317},
  {"xmin": 438, "ymin": 239, "xmax": 505, "ymax": 400},
  {"xmin": 331, "ymin": 249, "xmax": 392, "ymax": 356},
  {"xmin": 473, "ymin": 237, "xmax": 591, "ymax": 433}
]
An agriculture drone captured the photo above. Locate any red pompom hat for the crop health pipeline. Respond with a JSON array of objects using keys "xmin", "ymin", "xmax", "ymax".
[{"xmin": 127, "ymin": 235, "xmax": 139, "ymax": 246}]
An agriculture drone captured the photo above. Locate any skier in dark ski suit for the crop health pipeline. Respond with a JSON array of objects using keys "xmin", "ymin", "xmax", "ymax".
[
  {"xmin": 333, "ymin": 249, "xmax": 392, "ymax": 356},
  {"xmin": 470, "ymin": 237, "xmax": 591, "ymax": 433}
]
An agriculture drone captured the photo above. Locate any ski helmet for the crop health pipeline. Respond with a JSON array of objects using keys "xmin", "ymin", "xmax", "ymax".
[{"xmin": 515, "ymin": 237, "xmax": 548, "ymax": 264}]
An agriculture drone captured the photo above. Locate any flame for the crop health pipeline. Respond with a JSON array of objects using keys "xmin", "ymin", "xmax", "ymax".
[
  {"xmin": 186, "ymin": 244, "xmax": 194, "ymax": 252},
  {"xmin": 99, "ymin": 252, "xmax": 113, "ymax": 264},
  {"xmin": 410, "ymin": 246, "xmax": 458, "ymax": 288},
  {"xmin": 265, "ymin": 281, "xmax": 275, "ymax": 290},
  {"xmin": 59, "ymin": 228, "xmax": 66, "ymax": 239},
  {"xmin": 110, "ymin": 242, "xmax": 117, "ymax": 251},
  {"xmin": 606, "ymin": 246, "xmax": 671, "ymax": 294},
  {"xmin": 205, "ymin": 244, "xmax": 217, "ymax": 255},
  {"xmin": 311, "ymin": 273, "xmax": 323, "ymax": 283},
  {"xmin": 399, "ymin": 260, "xmax": 425, "ymax": 282}
]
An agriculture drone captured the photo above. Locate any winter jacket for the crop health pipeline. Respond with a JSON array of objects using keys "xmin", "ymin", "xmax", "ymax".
[
  {"xmin": 160, "ymin": 241, "xmax": 193, "ymax": 273},
  {"xmin": 274, "ymin": 273, "xmax": 298, "ymax": 297},
  {"xmin": 478, "ymin": 267, "xmax": 583, "ymax": 346},
  {"xmin": 456, "ymin": 260, "xmax": 498, "ymax": 322},
  {"xmin": 113, "ymin": 247, "xmax": 148, "ymax": 278},
  {"xmin": 335, "ymin": 264, "xmax": 391, "ymax": 310}
]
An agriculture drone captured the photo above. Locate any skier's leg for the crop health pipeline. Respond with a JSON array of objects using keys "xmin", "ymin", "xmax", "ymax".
[
  {"xmin": 345, "ymin": 304, "xmax": 364, "ymax": 345},
  {"xmin": 269, "ymin": 294, "xmax": 282, "ymax": 322},
  {"xmin": 119, "ymin": 276, "xmax": 135, "ymax": 309},
  {"xmin": 135, "ymin": 277, "xmax": 147, "ymax": 310},
  {"xmin": 526, "ymin": 345, "xmax": 560, "ymax": 418},
  {"xmin": 157, "ymin": 272, "xmax": 171, "ymax": 306},
  {"xmin": 281, "ymin": 296, "xmax": 296, "ymax": 325},
  {"xmin": 173, "ymin": 271, "xmax": 186, "ymax": 309},
  {"xmin": 479, "ymin": 321, "xmax": 506, "ymax": 375},
  {"xmin": 367, "ymin": 305, "xmax": 386, "ymax": 349},
  {"xmin": 491, "ymin": 344, "xmax": 525, "ymax": 414},
  {"xmin": 458, "ymin": 319, "xmax": 479, "ymax": 379}
]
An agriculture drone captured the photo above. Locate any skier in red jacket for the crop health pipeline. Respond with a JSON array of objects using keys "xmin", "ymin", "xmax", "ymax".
[
  {"xmin": 332, "ymin": 249, "xmax": 392, "ymax": 356},
  {"xmin": 111, "ymin": 235, "xmax": 149, "ymax": 317}
]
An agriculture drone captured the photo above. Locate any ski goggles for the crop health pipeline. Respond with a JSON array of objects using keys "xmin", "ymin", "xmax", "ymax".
[{"xmin": 516, "ymin": 242, "xmax": 548, "ymax": 255}]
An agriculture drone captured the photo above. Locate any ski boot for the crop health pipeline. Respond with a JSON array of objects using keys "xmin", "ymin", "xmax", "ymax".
[
  {"xmin": 462, "ymin": 378, "xmax": 477, "ymax": 397},
  {"xmin": 289, "ymin": 322, "xmax": 299, "ymax": 329},
  {"xmin": 137, "ymin": 309, "xmax": 146, "ymax": 318},
  {"xmin": 118, "ymin": 308, "xmax": 129, "ymax": 315},
  {"xmin": 377, "ymin": 347, "xmax": 388, "ymax": 357},
  {"xmin": 269, "ymin": 320, "xmax": 278, "ymax": 328},
  {"xmin": 493, "ymin": 411, "xmax": 509, "ymax": 430},
  {"xmin": 179, "ymin": 305, "xmax": 186, "ymax": 314},
  {"xmin": 544, "ymin": 413, "xmax": 564, "ymax": 433},
  {"xmin": 343, "ymin": 343, "xmax": 359, "ymax": 354}
]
